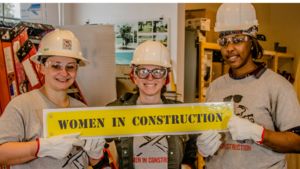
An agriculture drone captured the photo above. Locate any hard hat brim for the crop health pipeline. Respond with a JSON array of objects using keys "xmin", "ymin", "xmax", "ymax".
[{"xmin": 30, "ymin": 52, "xmax": 89, "ymax": 66}]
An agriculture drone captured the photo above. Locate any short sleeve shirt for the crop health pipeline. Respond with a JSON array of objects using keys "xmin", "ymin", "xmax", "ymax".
[
  {"xmin": 0, "ymin": 89, "xmax": 88, "ymax": 169},
  {"xmin": 205, "ymin": 69, "xmax": 300, "ymax": 169}
]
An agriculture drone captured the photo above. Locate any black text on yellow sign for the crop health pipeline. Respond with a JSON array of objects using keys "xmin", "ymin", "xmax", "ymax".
[{"xmin": 43, "ymin": 102, "xmax": 233, "ymax": 138}]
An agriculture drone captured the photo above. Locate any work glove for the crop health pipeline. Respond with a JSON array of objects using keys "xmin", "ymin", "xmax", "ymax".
[
  {"xmin": 181, "ymin": 164, "xmax": 192, "ymax": 169},
  {"xmin": 36, "ymin": 133, "xmax": 81, "ymax": 159},
  {"xmin": 228, "ymin": 115, "xmax": 265, "ymax": 144},
  {"xmin": 196, "ymin": 131, "xmax": 222, "ymax": 157},
  {"xmin": 82, "ymin": 137, "xmax": 106, "ymax": 159}
]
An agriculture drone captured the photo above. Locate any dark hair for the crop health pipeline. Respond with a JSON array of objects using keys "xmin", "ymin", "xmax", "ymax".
[
  {"xmin": 38, "ymin": 55, "xmax": 81, "ymax": 64},
  {"xmin": 38, "ymin": 55, "xmax": 49, "ymax": 64},
  {"xmin": 250, "ymin": 37, "xmax": 264, "ymax": 59}
]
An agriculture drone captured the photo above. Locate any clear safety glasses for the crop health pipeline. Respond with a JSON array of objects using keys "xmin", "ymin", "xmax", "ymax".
[
  {"xmin": 45, "ymin": 61, "xmax": 78, "ymax": 73},
  {"xmin": 134, "ymin": 67, "xmax": 168, "ymax": 79},
  {"xmin": 217, "ymin": 35, "xmax": 250, "ymax": 47}
]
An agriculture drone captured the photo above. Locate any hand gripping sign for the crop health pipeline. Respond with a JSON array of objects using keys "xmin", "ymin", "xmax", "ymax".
[{"xmin": 43, "ymin": 102, "xmax": 233, "ymax": 138}]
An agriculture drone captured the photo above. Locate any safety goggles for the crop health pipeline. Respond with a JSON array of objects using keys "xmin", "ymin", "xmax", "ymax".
[
  {"xmin": 45, "ymin": 61, "xmax": 78, "ymax": 73},
  {"xmin": 134, "ymin": 67, "xmax": 168, "ymax": 79},
  {"xmin": 217, "ymin": 35, "xmax": 250, "ymax": 47}
]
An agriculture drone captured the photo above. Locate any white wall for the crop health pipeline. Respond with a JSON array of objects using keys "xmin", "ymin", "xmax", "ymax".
[
  {"xmin": 65, "ymin": 3, "xmax": 180, "ymax": 92},
  {"xmin": 20, "ymin": 3, "xmax": 179, "ymax": 68},
  {"xmin": 63, "ymin": 25, "xmax": 117, "ymax": 106}
]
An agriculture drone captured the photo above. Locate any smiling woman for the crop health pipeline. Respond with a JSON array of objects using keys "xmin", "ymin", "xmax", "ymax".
[
  {"xmin": 0, "ymin": 29, "xmax": 106, "ymax": 169},
  {"xmin": 196, "ymin": 3, "xmax": 300, "ymax": 169},
  {"xmin": 105, "ymin": 40, "xmax": 198, "ymax": 169}
]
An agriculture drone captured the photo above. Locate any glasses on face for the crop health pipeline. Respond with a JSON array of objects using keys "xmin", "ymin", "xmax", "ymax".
[
  {"xmin": 134, "ymin": 67, "xmax": 168, "ymax": 79},
  {"xmin": 217, "ymin": 35, "xmax": 250, "ymax": 47},
  {"xmin": 45, "ymin": 61, "xmax": 78, "ymax": 73}
]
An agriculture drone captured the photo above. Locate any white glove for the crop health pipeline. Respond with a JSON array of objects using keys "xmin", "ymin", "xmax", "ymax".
[
  {"xmin": 181, "ymin": 164, "xmax": 192, "ymax": 169},
  {"xmin": 37, "ymin": 133, "xmax": 81, "ymax": 159},
  {"xmin": 82, "ymin": 137, "xmax": 106, "ymax": 159},
  {"xmin": 196, "ymin": 131, "xmax": 222, "ymax": 157},
  {"xmin": 228, "ymin": 115, "xmax": 265, "ymax": 144}
]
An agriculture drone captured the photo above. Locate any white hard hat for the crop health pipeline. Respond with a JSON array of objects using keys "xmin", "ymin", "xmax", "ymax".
[
  {"xmin": 31, "ymin": 29, "xmax": 88, "ymax": 66},
  {"xmin": 131, "ymin": 40, "xmax": 171, "ymax": 68},
  {"xmin": 214, "ymin": 3, "xmax": 258, "ymax": 32}
]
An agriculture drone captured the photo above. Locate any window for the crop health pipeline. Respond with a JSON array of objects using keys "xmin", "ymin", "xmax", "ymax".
[{"xmin": 0, "ymin": 3, "xmax": 20, "ymax": 23}]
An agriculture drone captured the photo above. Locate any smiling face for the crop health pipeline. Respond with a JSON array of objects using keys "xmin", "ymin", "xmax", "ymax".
[
  {"xmin": 133, "ymin": 65, "xmax": 167, "ymax": 97},
  {"xmin": 41, "ymin": 56, "xmax": 78, "ymax": 91},
  {"xmin": 219, "ymin": 34, "xmax": 256, "ymax": 76}
]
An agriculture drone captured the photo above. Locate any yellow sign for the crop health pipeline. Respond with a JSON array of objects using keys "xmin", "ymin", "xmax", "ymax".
[{"xmin": 43, "ymin": 102, "xmax": 233, "ymax": 138}]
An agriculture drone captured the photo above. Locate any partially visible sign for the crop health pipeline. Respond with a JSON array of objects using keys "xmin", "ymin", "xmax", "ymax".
[
  {"xmin": 43, "ymin": 102, "xmax": 233, "ymax": 138},
  {"xmin": 21, "ymin": 3, "xmax": 44, "ymax": 22}
]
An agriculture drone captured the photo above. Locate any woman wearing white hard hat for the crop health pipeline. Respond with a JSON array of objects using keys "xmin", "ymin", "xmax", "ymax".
[
  {"xmin": 196, "ymin": 3, "xmax": 300, "ymax": 169},
  {"xmin": 0, "ymin": 29, "xmax": 105, "ymax": 168},
  {"xmin": 103, "ymin": 40, "xmax": 197, "ymax": 169}
]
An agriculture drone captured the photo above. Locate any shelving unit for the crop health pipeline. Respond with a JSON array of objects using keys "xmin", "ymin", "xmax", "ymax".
[
  {"xmin": 198, "ymin": 42, "xmax": 295, "ymax": 102},
  {"xmin": 262, "ymin": 50, "xmax": 294, "ymax": 73},
  {"xmin": 198, "ymin": 42, "xmax": 220, "ymax": 102}
]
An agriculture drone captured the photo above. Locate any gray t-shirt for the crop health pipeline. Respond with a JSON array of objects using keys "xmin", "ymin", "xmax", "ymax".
[
  {"xmin": 0, "ymin": 89, "xmax": 89, "ymax": 169},
  {"xmin": 205, "ymin": 69, "xmax": 300, "ymax": 169}
]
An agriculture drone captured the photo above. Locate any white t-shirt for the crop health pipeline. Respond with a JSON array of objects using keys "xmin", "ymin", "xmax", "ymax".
[{"xmin": 0, "ymin": 89, "xmax": 88, "ymax": 169}]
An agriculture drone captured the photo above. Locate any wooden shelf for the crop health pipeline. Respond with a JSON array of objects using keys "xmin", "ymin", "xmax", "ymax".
[
  {"xmin": 264, "ymin": 50, "xmax": 294, "ymax": 59},
  {"xmin": 263, "ymin": 50, "xmax": 294, "ymax": 73},
  {"xmin": 200, "ymin": 42, "xmax": 220, "ymax": 50},
  {"xmin": 199, "ymin": 42, "xmax": 220, "ymax": 102}
]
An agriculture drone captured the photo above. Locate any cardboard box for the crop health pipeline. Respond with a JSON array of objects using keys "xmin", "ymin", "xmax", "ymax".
[{"xmin": 185, "ymin": 9, "xmax": 219, "ymax": 43}]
